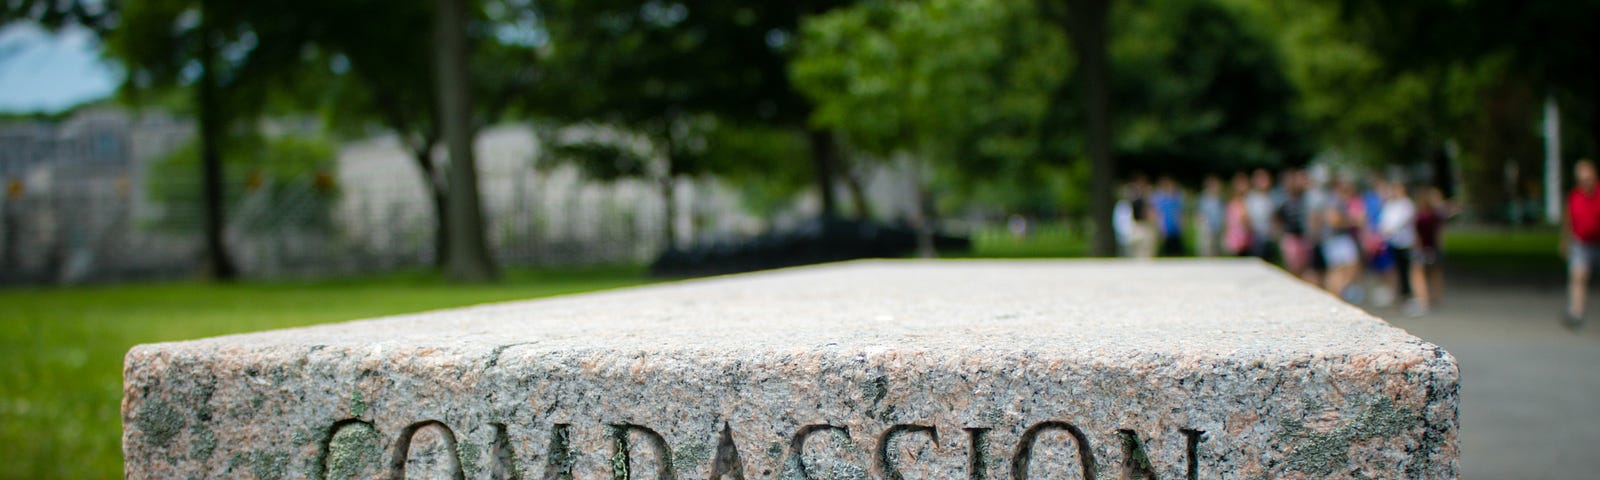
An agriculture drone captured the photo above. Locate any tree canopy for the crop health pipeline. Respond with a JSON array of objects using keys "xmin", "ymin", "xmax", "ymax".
[
  {"xmin": 1105, "ymin": 0, "xmax": 1311, "ymax": 179},
  {"xmin": 12, "ymin": 0, "xmax": 1597, "ymax": 277}
]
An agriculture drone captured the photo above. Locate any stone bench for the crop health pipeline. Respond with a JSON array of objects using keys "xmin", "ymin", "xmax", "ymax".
[{"xmin": 123, "ymin": 260, "xmax": 1458, "ymax": 479}]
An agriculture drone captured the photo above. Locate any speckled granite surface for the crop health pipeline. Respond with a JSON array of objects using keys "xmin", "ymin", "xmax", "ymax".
[{"xmin": 123, "ymin": 259, "xmax": 1457, "ymax": 479}]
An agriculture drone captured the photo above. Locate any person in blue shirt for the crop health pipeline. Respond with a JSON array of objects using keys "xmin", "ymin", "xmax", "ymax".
[
  {"xmin": 1152, "ymin": 176, "xmax": 1187, "ymax": 256},
  {"xmin": 1194, "ymin": 175, "xmax": 1226, "ymax": 257},
  {"xmin": 1362, "ymin": 175, "xmax": 1395, "ymax": 306}
]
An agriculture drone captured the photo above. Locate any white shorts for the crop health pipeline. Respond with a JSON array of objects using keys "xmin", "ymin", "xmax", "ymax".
[
  {"xmin": 1572, "ymin": 243, "xmax": 1600, "ymax": 271},
  {"xmin": 1323, "ymin": 235, "xmax": 1360, "ymax": 268}
]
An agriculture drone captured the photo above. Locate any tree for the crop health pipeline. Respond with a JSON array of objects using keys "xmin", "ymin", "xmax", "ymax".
[
  {"xmin": 101, "ymin": 0, "xmax": 513, "ymax": 281},
  {"xmin": 1045, "ymin": 0, "xmax": 1117, "ymax": 256},
  {"xmin": 1103, "ymin": 0, "xmax": 1311, "ymax": 179},
  {"xmin": 700, "ymin": 125, "xmax": 815, "ymax": 219},
  {"xmin": 1219, "ymin": 0, "xmax": 1591, "ymax": 218},
  {"xmin": 544, "ymin": 119, "xmax": 814, "ymax": 227},
  {"xmin": 305, "ymin": 0, "xmax": 453, "ymax": 267},
  {"xmin": 534, "ymin": 0, "xmax": 857, "ymax": 232},
  {"xmin": 793, "ymin": 0, "xmax": 1070, "ymax": 253},
  {"xmin": 287, "ymin": 0, "xmax": 536, "ymax": 276},
  {"xmin": 1217, "ymin": 0, "xmax": 1461, "ymax": 165},
  {"xmin": 106, "ymin": 0, "xmax": 327, "ymax": 280},
  {"xmin": 1330, "ymin": 0, "xmax": 1600, "ymax": 145},
  {"xmin": 433, "ymin": 0, "xmax": 499, "ymax": 281},
  {"xmin": 21, "ymin": 0, "xmax": 267, "ymax": 281},
  {"xmin": 1331, "ymin": 0, "xmax": 1600, "ymax": 218},
  {"xmin": 294, "ymin": 0, "xmax": 519, "ymax": 280},
  {"xmin": 0, "ymin": 1, "xmax": 117, "ymax": 32},
  {"xmin": 145, "ymin": 135, "xmax": 340, "ymax": 233}
]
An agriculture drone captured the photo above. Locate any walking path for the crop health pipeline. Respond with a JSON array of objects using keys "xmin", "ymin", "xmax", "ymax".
[{"xmin": 1371, "ymin": 277, "xmax": 1600, "ymax": 479}]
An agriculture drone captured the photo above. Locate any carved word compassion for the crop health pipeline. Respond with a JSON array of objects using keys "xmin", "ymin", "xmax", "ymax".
[{"xmin": 320, "ymin": 419, "xmax": 1204, "ymax": 479}]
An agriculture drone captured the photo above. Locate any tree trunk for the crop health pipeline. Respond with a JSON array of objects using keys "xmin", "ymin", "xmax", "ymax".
[
  {"xmin": 843, "ymin": 164, "xmax": 871, "ymax": 220},
  {"xmin": 197, "ymin": 16, "xmax": 237, "ymax": 281},
  {"xmin": 430, "ymin": 186, "xmax": 450, "ymax": 268},
  {"xmin": 909, "ymin": 153, "xmax": 937, "ymax": 258},
  {"xmin": 1429, "ymin": 142, "xmax": 1454, "ymax": 198},
  {"xmin": 1, "ymin": 197, "xmax": 17, "ymax": 272},
  {"xmin": 1464, "ymin": 78, "xmax": 1539, "ymax": 222},
  {"xmin": 660, "ymin": 175, "xmax": 678, "ymax": 251},
  {"xmin": 433, "ymin": 0, "xmax": 499, "ymax": 282},
  {"xmin": 1588, "ymin": 73, "xmax": 1600, "ymax": 187},
  {"xmin": 915, "ymin": 187, "xmax": 936, "ymax": 258},
  {"xmin": 410, "ymin": 146, "xmax": 450, "ymax": 268},
  {"xmin": 808, "ymin": 129, "xmax": 840, "ymax": 219},
  {"xmin": 1064, "ymin": 0, "xmax": 1117, "ymax": 257}
]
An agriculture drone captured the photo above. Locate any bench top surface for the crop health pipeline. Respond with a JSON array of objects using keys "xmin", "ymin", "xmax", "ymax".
[{"xmin": 144, "ymin": 259, "xmax": 1438, "ymax": 363}]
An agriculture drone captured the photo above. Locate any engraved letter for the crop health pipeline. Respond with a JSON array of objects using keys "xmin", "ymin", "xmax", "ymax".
[
  {"xmin": 543, "ymin": 424, "xmax": 577, "ymax": 480},
  {"xmin": 389, "ymin": 420, "xmax": 466, "ymax": 480},
  {"xmin": 965, "ymin": 428, "xmax": 991, "ymax": 480},
  {"xmin": 709, "ymin": 423, "xmax": 746, "ymax": 480},
  {"xmin": 878, "ymin": 424, "xmax": 938, "ymax": 480},
  {"xmin": 1010, "ymin": 421, "xmax": 1095, "ymax": 480},
  {"xmin": 1117, "ymin": 430, "xmax": 1157, "ymax": 479},
  {"xmin": 321, "ymin": 419, "xmax": 383, "ymax": 480},
  {"xmin": 782, "ymin": 424, "xmax": 858, "ymax": 480},
  {"xmin": 490, "ymin": 423, "xmax": 522, "ymax": 480},
  {"xmin": 1115, "ymin": 429, "xmax": 1204, "ymax": 480},
  {"xmin": 610, "ymin": 423, "xmax": 677, "ymax": 480},
  {"xmin": 1182, "ymin": 429, "xmax": 1203, "ymax": 480}
]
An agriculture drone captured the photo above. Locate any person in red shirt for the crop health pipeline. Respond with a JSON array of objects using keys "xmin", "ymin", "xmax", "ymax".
[{"xmin": 1564, "ymin": 159, "xmax": 1600, "ymax": 330}]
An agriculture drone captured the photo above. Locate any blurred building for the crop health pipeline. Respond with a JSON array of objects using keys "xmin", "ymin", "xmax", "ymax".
[
  {"xmin": 332, "ymin": 123, "xmax": 761, "ymax": 271},
  {"xmin": 0, "ymin": 108, "xmax": 765, "ymax": 284},
  {"xmin": 0, "ymin": 107, "xmax": 194, "ymax": 284}
]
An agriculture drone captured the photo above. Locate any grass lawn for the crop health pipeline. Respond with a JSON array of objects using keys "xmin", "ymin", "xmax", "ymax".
[
  {"xmin": 965, "ymin": 222, "xmax": 1090, "ymax": 258},
  {"xmin": 0, "ymin": 266, "xmax": 651, "ymax": 479},
  {"xmin": 1441, "ymin": 226, "xmax": 1563, "ymax": 276}
]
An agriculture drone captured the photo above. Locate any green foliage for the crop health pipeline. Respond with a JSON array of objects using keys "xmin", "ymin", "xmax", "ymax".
[
  {"xmin": 795, "ymin": 0, "xmax": 1308, "ymax": 214},
  {"xmin": 1222, "ymin": 0, "xmax": 1599, "ymax": 218},
  {"xmin": 942, "ymin": 161, "xmax": 1091, "ymax": 218},
  {"xmin": 145, "ymin": 135, "xmax": 340, "ymax": 233},
  {"xmin": 0, "ymin": 266, "xmax": 649, "ymax": 479},
  {"xmin": 105, "ymin": 0, "xmax": 326, "ymax": 117},
  {"xmin": 793, "ymin": 0, "xmax": 1068, "ymax": 160},
  {"xmin": 543, "ymin": 129, "xmax": 655, "ymax": 181},
  {"xmin": 316, "ymin": 0, "xmax": 539, "ymax": 143},
  {"xmin": 1221, "ymin": 0, "xmax": 1474, "ymax": 165},
  {"xmin": 1330, "ymin": 0, "xmax": 1600, "ymax": 127},
  {"xmin": 1103, "ymin": 0, "xmax": 1312, "ymax": 178},
  {"xmin": 0, "ymin": 0, "xmax": 118, "ymax": 34},
  {"xmin": 542, "ymin": 119, "xmax": 813, "ymax": 217},
  {"xmin": 793, "ymin": 0, "xmax": 1071, "ymax": 218},
  {"xmin": 535, "ymin": 0, "xmax": 843, "ymax": 127},
  {"xmin": 532, "ymin": 0, "xmax": 850, "ymax": 198},
  {"xmin": 957, "ymin": 221, "xmax": 1090, "ymax": 258},
  {"xmin": 701, "ymin": 123, "xmax": 814, "ymax": 217},
  {"xmin": 309, "ymin": 0, "xmax": 439, "ymax": 142}
]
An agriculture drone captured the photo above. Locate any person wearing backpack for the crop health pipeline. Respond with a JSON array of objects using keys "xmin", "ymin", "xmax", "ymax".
[{"xmin": 1564, "ymin": 159, "xmax": 1600, "ymax": 330}]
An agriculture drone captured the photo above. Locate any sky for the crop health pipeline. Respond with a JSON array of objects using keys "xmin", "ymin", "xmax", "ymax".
[{"xmin": 0, "ymin": 23, "xmax": 121, "ymax": 114}]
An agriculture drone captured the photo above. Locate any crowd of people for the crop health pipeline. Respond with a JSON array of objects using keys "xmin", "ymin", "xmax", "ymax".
[{"xmin": 1114, "ymin": 167, "xmax": 1454, "ymax": 317}]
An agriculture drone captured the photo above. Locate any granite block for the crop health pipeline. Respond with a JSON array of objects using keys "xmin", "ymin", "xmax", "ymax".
[{"xmin": 123, "ymin": 260, "xmax": 1458, "ymax": 479}]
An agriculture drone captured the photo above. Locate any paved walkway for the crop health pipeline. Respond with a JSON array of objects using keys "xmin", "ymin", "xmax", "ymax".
[{"xmin": 1367, "ymin": 277, "xmax": 1600, "ymax": 479}]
